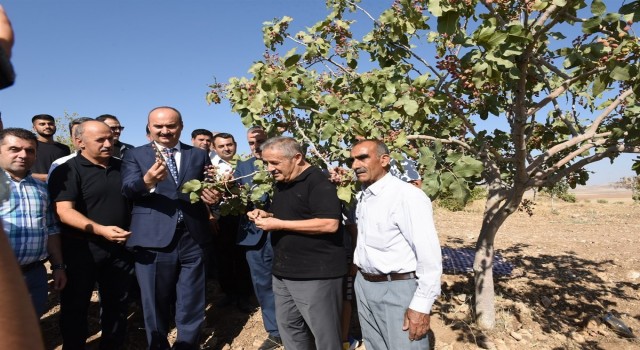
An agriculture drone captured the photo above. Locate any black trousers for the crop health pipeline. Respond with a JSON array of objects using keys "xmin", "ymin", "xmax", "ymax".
[
  {"xmin": 60, "ymin": 236, "xmax": 135, "ymax": 350},
  {"xmin": 211, "ymin": 215, "xmax": 253, "ymax": 298}
]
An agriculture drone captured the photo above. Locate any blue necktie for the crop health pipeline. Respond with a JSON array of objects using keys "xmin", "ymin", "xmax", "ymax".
[{"xmin": 163, "ymin": 147, "xmax": 183, "ymax": 223}]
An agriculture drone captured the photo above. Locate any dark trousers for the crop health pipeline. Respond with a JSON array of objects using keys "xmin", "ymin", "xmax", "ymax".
[
  {"xmin": 60, "ymin": 236, "xmax": 134, "ymax": 350},
  {"xmin": 244, "ymin": 234, "xmax": 279, "ymax": 337},
  {"xmin": 134, "ymin": 228, "xmax": 207, "ymax": 350},
  {"xmin": 212, "ymin": 215, "xmax": 252, "ymax": 298}
]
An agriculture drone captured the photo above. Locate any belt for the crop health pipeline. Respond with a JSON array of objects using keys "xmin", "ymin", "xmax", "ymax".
[
  {"xmin": 360, "ymin": 270, "xmax": 416, "ymax": 282},
  {"xmin": 20, "ymin": 260, "xmax": 44, "ymax": 273}
]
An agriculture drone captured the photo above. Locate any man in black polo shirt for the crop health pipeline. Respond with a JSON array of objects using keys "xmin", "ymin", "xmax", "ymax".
[
  {"xmin": 49, "ymin": 120, "xmax": 134, "ymax": 350},
  {"xmin": 248, "ymin": 136, "xmax": 346, "ymax": 350}
]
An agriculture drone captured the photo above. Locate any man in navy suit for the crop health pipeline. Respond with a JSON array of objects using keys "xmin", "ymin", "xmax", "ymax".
[
  {"xmin": 121, "ymin": 106, "xmax": 219, "ymax": 350},
  {"xmin": 234, "ymin": 126, "xmax": 281, "ymax": 350}
]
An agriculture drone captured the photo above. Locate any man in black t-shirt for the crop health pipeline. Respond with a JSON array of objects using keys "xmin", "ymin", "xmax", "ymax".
[
  {"xmin": 248, "ymin": 136, "xmax": 346, "ymax": 350},
  {"xmin": 31, "ymin": 114, "xmax": 70, "ymax": 181},
  {"xmin": 48, "ymin": 120, "xmax": 134, "ymax": 350}
]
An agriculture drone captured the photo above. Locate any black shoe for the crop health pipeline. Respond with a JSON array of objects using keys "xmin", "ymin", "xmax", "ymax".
[{"xmin": 258, "ymin": 335, "xmax": 282, "ymax": 350}]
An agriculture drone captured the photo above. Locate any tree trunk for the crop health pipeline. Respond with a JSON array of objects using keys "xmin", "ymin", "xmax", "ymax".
[
  {"xmin": 473, "ymin": 221, "xmax": 499, "ymax": 330},
  {"xmin": 473, "ymin": 191, "xmax": 518, "ymax": 330}
]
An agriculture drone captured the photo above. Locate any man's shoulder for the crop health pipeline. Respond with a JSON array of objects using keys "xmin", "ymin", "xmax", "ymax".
[
  {"xmin": 119, "ymin": 141, "xmax": 134, "ymax": 150},
  {"xmin": 236, "ymin": 157, "xmax": 256, "ymax": 166}
]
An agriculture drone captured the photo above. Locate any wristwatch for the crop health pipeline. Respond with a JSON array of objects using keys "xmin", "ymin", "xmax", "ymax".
[{"xmin": 51, "ymin": 263, "xmax": 67, "ymax": 270}]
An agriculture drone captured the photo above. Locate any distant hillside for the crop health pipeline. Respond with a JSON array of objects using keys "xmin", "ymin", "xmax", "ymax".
[{"xmin": 569, "ymin": 184, "xmax": 633, "ymax": 200}]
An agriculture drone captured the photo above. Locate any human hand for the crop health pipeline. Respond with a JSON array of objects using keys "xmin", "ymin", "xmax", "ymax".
[
  {"xmin": 402, "ymin": 308, "xmax": 430, "ymax": 341},
  {"xmin": 52, "ymin": 269, "xmax": 67, "ymax": 291},
  {"xmin": 253, "ymin": 216, "xmax": 282, "ymax": 231},
  {"xmin": 143, "ymin": 160, "xmax": 168, "ymax": 188},
  {"xmin": 247, "ymin": 209, "xmax": 270, "ymax": 222},
  {"xmin": 96, "ymin": 225, "xmax": 131, "ymax": 244},
  {"xmin": 201, "ymin": 187, "xmax": 222, "ymax": 205}
]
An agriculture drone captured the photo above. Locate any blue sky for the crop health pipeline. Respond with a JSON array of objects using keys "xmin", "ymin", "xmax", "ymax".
[{"xmin": 0, "ymin": 1, "xmax": 635, "ymax": 185}]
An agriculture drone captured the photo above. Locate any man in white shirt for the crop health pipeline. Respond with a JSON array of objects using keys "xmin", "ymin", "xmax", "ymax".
[
  {"xmin": 210, "ymin": 132, "xmax": 237, "ymax": 177},
  {"xmin": 210, "ymin": 132, "xmax": 253, "ymax": 312},
  {"xmin": 350, "ymin": 139, "xmax": 442, "ymax": 350}
]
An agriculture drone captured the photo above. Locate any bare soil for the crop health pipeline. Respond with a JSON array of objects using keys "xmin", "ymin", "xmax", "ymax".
[{"xmin": 42, "ymin": 186, "xmax": 640, "ymax": 349}]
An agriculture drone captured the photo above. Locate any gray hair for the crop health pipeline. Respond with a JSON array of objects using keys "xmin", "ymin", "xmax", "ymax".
[
  {"xmin": 261, "ymin": 136, "xmax": 304, "ymax": 158},
  {"xmin": 354, "ymin": 139, "xmax": 389, "ymax": 157}
]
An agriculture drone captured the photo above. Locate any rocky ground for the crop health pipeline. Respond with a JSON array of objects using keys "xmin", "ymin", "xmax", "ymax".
[{"xmin": 42, "ymin": 187, "xmax": 640, "ymax": 349}]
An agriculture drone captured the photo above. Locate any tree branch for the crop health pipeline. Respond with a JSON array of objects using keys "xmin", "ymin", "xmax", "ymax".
[
  {"xmin": 532, "ymin": 57, "xmax": 570, "ymax": 80},
  {"xmin": 407, "ymin": 134, "xmax": 471, "ymax": 150},
  {"xmin": 392, "ymin": 42, "xmax": 442, "ymax": 79},
  {"xmin": 478, "ymin": 0, "xmax": 507, "ymax": 27},
  {"xmin": 526, "ymin": 66, "xmax": 607, "ymax": 116},
  {"xmin": 526, "ymin": 89, "xmax": 633, "ymax": 174}
]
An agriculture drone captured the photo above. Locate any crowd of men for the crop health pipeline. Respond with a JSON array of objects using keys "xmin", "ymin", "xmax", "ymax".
[
  {"xmin": 0, "ymin": 107, "xmax": 443, "ymax": 350},
  {"xmin": 0, "ymin": 4, "xmax": 444, "ymax": 349}
]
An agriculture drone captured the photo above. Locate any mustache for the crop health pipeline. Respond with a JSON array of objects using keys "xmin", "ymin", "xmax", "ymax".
[
  {"xmin": 100, "ymin": 147, "xmax": 111, "ymax": 152},
  {"xmin": 354, "ymin": 168, "xmax": 366, "ymax": 174}
]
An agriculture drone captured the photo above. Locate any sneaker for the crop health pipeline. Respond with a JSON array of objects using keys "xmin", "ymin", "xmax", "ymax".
[{"xmin": 258, "ymin": 334, "xmax": 282, "ymax": 350}]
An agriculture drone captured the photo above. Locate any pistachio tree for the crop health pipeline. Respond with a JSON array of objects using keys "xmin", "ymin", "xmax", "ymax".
[{"xmin": 208, "ymin": 0, "xmax": 640, "ymax": 329}]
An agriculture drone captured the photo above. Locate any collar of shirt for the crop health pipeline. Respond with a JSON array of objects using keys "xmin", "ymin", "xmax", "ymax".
[
  {"xmin": 154, "ymin": 142, "xmax": 182, "ymax": 172},
  {"xmin": 359, "ymin": 171, "xmax": 393, "ymax": 199}
]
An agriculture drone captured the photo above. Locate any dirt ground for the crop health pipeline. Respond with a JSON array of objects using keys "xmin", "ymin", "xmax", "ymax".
[{"xmin": 42, "ymin": 186, "xmax": 640, "ymax": 349}]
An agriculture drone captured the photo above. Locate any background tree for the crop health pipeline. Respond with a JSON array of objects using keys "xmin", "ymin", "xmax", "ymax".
[
  {"xmin": 54, "ymin": 111, "xmax": 82, "ymax": 149},
  {"xmin": 208, "ymin": 0, "xmax": 640, "ymax": 329},
  {"xmin": 540, "ymin": 179, "xmax": 576, "ymax": 210},
  {"xmin": 614, "ymin": 175, "xmax": 640, "ymax": 201}
]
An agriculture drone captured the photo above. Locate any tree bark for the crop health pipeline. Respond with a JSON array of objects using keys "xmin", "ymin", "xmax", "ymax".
[{"xmin": 474, "ymin": 190, "xmax": 520, "ymax": 330}]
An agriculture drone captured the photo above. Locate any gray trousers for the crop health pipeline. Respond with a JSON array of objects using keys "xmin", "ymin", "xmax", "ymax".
[
  {"xmin": 355, "ymin": 272, "xmax": 430, "ymax": 350},
  {"xmin": 272, "ymin": 276, "xmax": 343, "ymax": 350}
]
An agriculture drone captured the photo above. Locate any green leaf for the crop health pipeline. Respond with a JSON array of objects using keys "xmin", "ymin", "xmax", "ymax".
[
  {"xmin": 428, "ymin": 0, "xmax": 442, "ymax": 17},
  {"xmin": 189, "ymin": 192, "xmax": 201, "ymax": 203},
  {"xmin": 591, "ymin": 0, "xmax": 606, "ymax": 16},
  {"xmin": 403, "ymin": 99, "xmax": 419, "ymax": 116},
  {"xmin": 592, "ymin": 74, "xmax": 608, "ymax": 96},
  {"xmin": 552, "ymin": 0, "xmax": 567, "ymax": 6},
  {"xmin": 181, "ymin": 179, "xmax": 202, "ymax": 193},
  {"xmin": 620, "ymin": 2, "xmax": 640, "ymax": 22},
  {"xmin": 382, "ymin": 110, "xmax": 401, "ymax": 121},
  {"xmin": 321, "ymin": 123, "xmax": 336, "ymax": 140},
  {"xmin": 582, "ymin": 17, "xmax": 601, "ymax": 34},
  {"xmin": 437, "ymin": 11, "xmax": 459, "ymax": 36},
  {"xmin": 284, "ymin": 54, "xmax": 301, "ymax": 67},
  {"xmin": 423, "ymin": 173, "xmax": 440, "ymax": 197},
  {"xmin": 610, "ymin": 65, "xmax": 630, "ymax": 81},
  {"xmin": 448, "ymin": 178, "xmax": 468, "ymax": 205},
  {"xmin": 393, "ymin": 131, "xmax": 408, "ymax": 149},
  {"xmin": 337, "ymin": 185, "xmax": 353, "ymax": 204},
  {"xmin": 385, "ymin": 80, "xmax": 396, "ymax": 93},
  {"xmin": 452, "ymin": 156, "xmax": 484, "ymax": 178}
]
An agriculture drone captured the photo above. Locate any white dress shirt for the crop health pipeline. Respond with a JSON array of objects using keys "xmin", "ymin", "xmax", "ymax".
[
  {"xmin": 354, "ymin": 172, "xmax": 442, "ymax": 313},
  {"xmin": 155, "ymin": 142, "xmax": 182, "ymax": 173},
  {"xmin": 210, "ymin": 154, "xmax": 233, "ymax": 180}
]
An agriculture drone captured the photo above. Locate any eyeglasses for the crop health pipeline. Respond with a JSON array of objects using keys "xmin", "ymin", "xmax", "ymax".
[{"xmin": 110, "ymin": 126, "xmax": 125, "ymax": 132}]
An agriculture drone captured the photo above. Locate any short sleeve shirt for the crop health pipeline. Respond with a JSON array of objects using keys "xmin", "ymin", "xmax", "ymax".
[
  {"xmin": 32, "ymin": 141, "xmax": 70, "ymax": 174},
  {"xmin": 269, "ymin": 166, "xmax": 346, "ymax": 279},
  {"xmin": 48, "ymin": 154, "xmax": 130, "ymax": 240}
]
